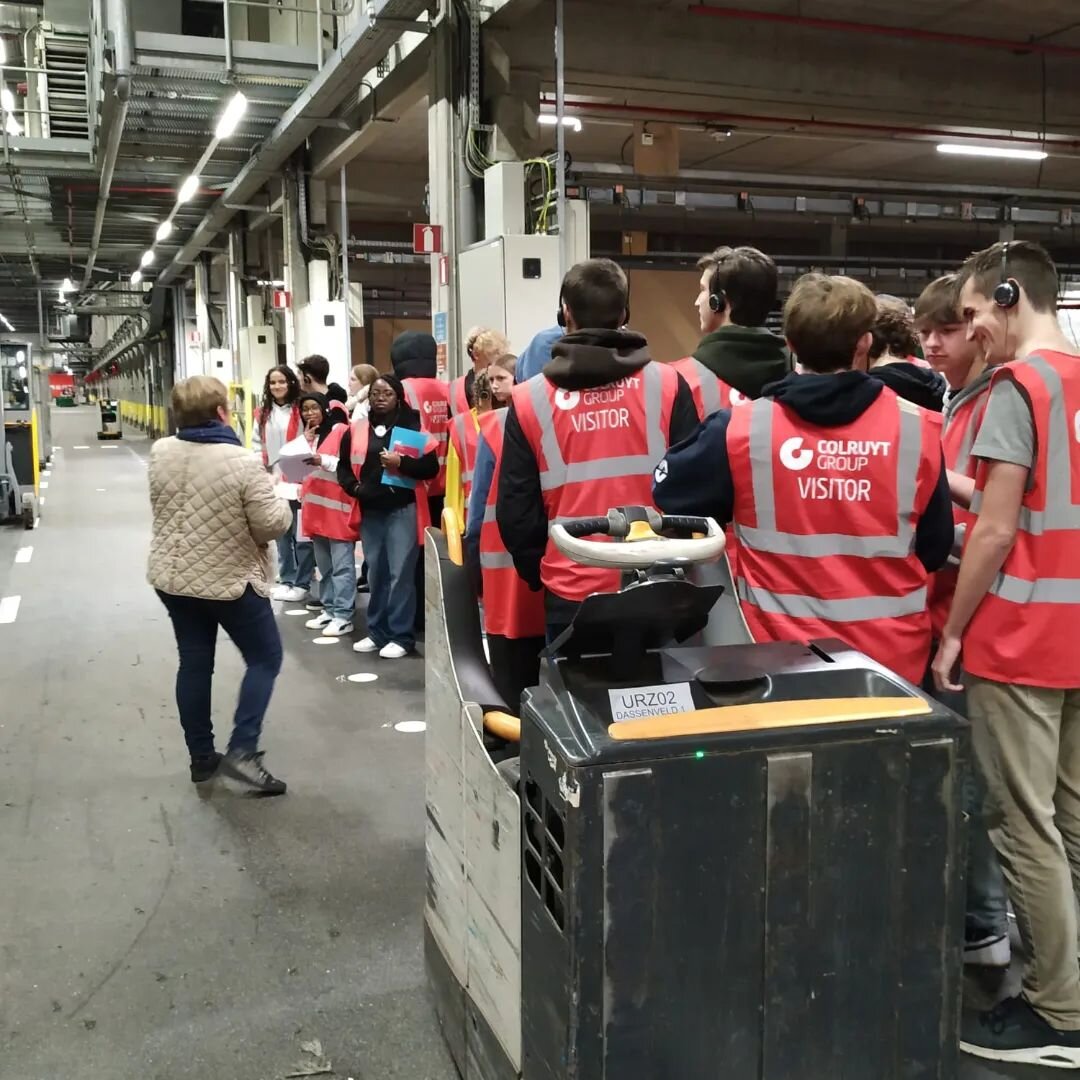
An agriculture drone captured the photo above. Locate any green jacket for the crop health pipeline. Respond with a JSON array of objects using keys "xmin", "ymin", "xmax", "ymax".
[{"xmin": 693, "ymin": 325, "xmax": 791, "ymax": 400}]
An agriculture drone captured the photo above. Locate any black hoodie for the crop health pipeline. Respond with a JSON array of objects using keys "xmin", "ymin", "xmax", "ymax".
[
  {"xmin": 390, "ymin": 331, "xmax": 438, "ymax": 381},
  {"xmin": 693, "ymin": 324, "xmax": 791, "ymax": 399},
  {"xmin": 496, "ymin": 328, "xmax": 699, "ymax": 591},
  {"xmin": 868, "ymin": 361, "xmax": 946, "ymax": 413},
  {"xmin": 653, "ymin": 369, "xmax": 954, "ymax": 574}
]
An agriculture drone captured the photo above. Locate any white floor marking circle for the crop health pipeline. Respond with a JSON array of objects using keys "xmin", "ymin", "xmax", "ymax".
[
  {"xmin": 312, "ymin": 636, "xmax": 340, "ymax": 645},
  {"xmin": 347, "ymin": 673, "xmax": 378, "ymax": 684},
  {"xmin": 394, "ymin": 720, "xmax": 426, "ymax": 734},
  {"xmin": 96, "ymin": 488, "xmax": 106, "ymax": 492},
  {"xmin": 284, "ymin": 608, "xmax": 308, "ymax": 615},
  {"xmin": 38, "ymin": 497, "xmax": 45, "ymax": 506}
]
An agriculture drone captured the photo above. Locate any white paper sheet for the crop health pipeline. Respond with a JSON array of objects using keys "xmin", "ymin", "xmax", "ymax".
[{"xmin": 276, "ymin": 435, "xmax": 318, "ymax": 484}]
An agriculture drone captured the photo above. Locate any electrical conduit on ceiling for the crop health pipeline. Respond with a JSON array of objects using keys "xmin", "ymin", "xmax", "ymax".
[
  {"xmin": 81, "ymin": 0, "xmax": 132, "ymax": 291},
  {"xmin": 538, "ymin": 96, "xmax": 1080, "ymax": 154},
  {"xmin": 686, "ymin": 5, "xmax": 1080, "ymax": 59}
]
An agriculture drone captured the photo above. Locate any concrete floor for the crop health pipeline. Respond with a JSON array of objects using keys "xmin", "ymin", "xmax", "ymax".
[
  {"xmin": 0, "ymin": 408, "xmax": 458, "ymax": 1080},
  {"xmin": 0, "ymin": 408, "xmax": 1063, "ymax": 1079}
]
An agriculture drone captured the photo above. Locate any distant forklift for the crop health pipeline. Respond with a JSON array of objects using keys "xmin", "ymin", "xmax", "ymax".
[
  {"xmin": 0, "ymin": 346, "xmax": 39, "ymax": 529},
  {"xmin": 97, "ymin": 399, "xmax": 122, "ymax": 440}
]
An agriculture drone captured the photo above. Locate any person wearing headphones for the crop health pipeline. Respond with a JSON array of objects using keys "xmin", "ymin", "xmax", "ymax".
[
  {"xmin": 932, "ymin": 241, "xmax": 1080, "ymax": 1068},
  {"xmin": 497, "ymin": 258, "xmax": 698, "ymax": 640},
  {"xmin": 654, "ymin": 272, "xmax": 953, "ymax": 685},
  {"xmin": 673, "ymin": 245, "xmax": 789, "ymax": 420}
]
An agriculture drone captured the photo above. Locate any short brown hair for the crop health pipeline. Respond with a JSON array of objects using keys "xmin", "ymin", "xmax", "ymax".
[
  {"xmin": 869, "ymin": 295, "xmax": 918, "ymax": 361},
  {"xmin": 914, "ymin": 275, "xmax": 961, "ymax": 330},
  {"xmin": 697, "ymin": 245, "xmax": 778, "ymax": 326},
  {"xmin": 783, "ymin": 273, "xmax": 877, "ymax": 373},
  {"xmin": 490, "ymin": 353, "xmax": 517, "ymax": 377},
  {"xmin": 958, "ymin": 240, "xmax": 1059, "ymax": 314},
  {"xmin": 298, "ymin": 354, "xmax": 330, "ymax": 383},
  {"xmin": 172, "ymin": 375, "xmax": 228, "ymax": 428},
  {"xmin": 351, "ymin": 363, "xmax": 379, "ymax": 389},
  {"xmin": 561, "ymin": 258, "xmax": 629, "ymax": 330}
]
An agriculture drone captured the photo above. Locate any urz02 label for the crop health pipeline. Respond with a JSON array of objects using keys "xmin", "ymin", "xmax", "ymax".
[{"xmin": 608, "ymin": 682, "xmax": 695, "ymax": 722}]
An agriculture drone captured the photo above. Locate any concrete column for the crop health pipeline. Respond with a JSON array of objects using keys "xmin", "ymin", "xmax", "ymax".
[
  {"xmin": 281, "ymin": 172, "xmax": 308, "ymax": 369},
  {"xmin": 193, "ymin": 258, "xmax": 211, "ymax": 377},
  {"xmin": 427, "ymin": 11, "xmax": 479, "ymax": 382},
  {"xmin": 226, "ymin": 230, "xmax": 245, "ymax": 386},
  {"xmin": 828, "ymin": 223, "xmax": 847, "ymax": 259}
]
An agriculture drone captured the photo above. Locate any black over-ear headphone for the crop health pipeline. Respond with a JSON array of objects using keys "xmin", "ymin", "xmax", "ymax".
[
  {"xmin": 994, "ymin": 241, "xmax": 1021, "ymax": 309},
  {"xmin": 708, "ymin": 265, "xmax": 727, "ymax": 314}
]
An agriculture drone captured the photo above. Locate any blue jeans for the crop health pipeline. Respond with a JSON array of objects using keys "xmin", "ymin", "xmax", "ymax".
[
  {"xmin": 311, "ymin": 536, "xmax": 357, "ymax": 622},
  {"xmin": 925, "ymin": 671, "xmax": 1010, "ymax": 939},
  {"xmin": 361, "ymin": 503, "xmax": 419, "ymax": 650},
  {"xmin": 157, "ymin": 586, "xmax": 283, "ymax": 757},
  {"xmin": 276, "ymin": 505, "xmax": 314, "ymax": 589}
]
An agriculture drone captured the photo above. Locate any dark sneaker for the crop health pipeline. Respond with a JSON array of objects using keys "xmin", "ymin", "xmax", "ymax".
[
  {"xmin": 964, "ymin": 930, "xmax": 1011, "ymax": 967},
  {"xmin": 305, "ymin": 600, "xmax": 324, "ymax": 612},
  {"xmin": 220, "ymin": 751, "xmax": 287, "ymax": 796},
  {"xmin": 961, "ymin": 996, "xmax": 1080, "ymax": 1068},
  {"xmin": 189, "ymin": 752, "xmax": 221, "ymax": 783}
]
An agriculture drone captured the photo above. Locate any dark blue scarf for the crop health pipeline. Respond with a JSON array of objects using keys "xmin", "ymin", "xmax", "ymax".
[{"xmin": 177, "ymin": 420, "xmax": 242, "ymax": 446}]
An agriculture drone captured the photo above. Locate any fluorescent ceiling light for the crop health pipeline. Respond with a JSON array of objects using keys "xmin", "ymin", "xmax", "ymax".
[
  {"xmin": 155, "ymin": 220, "xmax": 173, "ymax": 242},
  {"xmin": 0, "ymin": 314, "xmax": 12, "ymax": 331},
  {"xmin": 130, "ymin": 270, "xmax": 142, "ymax": 285},
  {"xmin": 140, "ymin": 250, "xmax": 154, "ymax": 268},
  {"xmin": 937, "ymin": 143, "xmax": 1047, "ymax": 161},
  {"xmin": 60, "ymin": 277, "xmax": 74, "ymax": 293},
  {"xmin": 538, "ymin": 113, "xmax": 582, "ymax": 132},
  {"xmin": 177, "ymin": 173, "xmax": 200, "ymax": 203},
  {"xmin": 214, "ymin": 91, "xmax": 248, "ymax": 140}
]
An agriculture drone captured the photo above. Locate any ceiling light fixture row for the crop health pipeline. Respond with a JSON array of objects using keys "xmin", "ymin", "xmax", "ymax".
[{"xmin": 130, "ymin": 90, "xmax": 248, "ymax": 287}]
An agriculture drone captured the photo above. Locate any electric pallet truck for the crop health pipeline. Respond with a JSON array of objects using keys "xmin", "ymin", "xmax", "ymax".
[{"xmin": 424, "ymin": 508, "xmax": 966, "ymax": 1080}]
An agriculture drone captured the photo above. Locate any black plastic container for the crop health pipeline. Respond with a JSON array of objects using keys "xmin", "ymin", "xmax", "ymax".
[{"xmin": 519, "ymin": 639, "xmax": 967, "ymax": 1080}]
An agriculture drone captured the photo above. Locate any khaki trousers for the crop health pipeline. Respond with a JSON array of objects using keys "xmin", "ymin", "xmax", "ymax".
[{"xmin": 968, "ymin": 676, "xmax": 1080, "ymax": 1029}]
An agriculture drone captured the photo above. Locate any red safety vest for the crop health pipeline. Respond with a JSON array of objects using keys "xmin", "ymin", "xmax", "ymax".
[
  {"xmin": 348, "ymin": 417, "xmax": 434, "ymax": 545},
  {"xmin": 726, "ymin": 388, "xmax": 941, "ymax": 684},
  {"xmin": 478, "ymin": 410, "xmax": 546, "ymax": 639},
  {"xmin": 299, "ymin": 423, "xmax": 359, "ymax": 542},
  {"xmin": 401, "ymin": 377, "xmax": 450, "ymax": 497},
  {"xmin": 964, "ymin": 351, "xmax": 1080, "ymax": 687},
  {"xmin": 448, "ymin": 409, "xmax": 479, "ymax": 511},
  {"xmin": 927, "ymin": 377, "xmax": 991, "ymax": 638},
  {"xmin": 450, "ymin": 375, "xmax": 471, "ymax": 418},
  {"xmin": 670, "ymin": 356, "xmax": 747, "ymax": 420},
  {"xmin": 257, "ymin": 403, "xmax": 300, "ymax": 468},
  {"xmin": 511, "ymin": 361, "xmax": 680, "ymax": 603}
]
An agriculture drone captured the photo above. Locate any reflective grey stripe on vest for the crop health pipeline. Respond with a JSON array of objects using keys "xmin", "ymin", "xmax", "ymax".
[
  {"xmin": 482, "ymin": 503, "xmax": 498, "ymax": 524},
  {"xmin": 970, "ymin": 355, "xmax": 1080, "ymax": 536},
  {"xmin": 527, "ymin": 364, "xmax": 667, "ymax": 491},
  {"xmin": 990, "ymin": 574, "xmax": 1080, "ymax": 605},
  {"xmin": 479, "ymin": 550, "xmax": 515, "ymax": 570},
  {"xmin": 738, "ymin": 394, "xmax": 922, "ymax": 558},
  {"xmin": 312, "ymin": 467, "xmax": 337, "ymax": 484},
  {"xmin": 304, "ymin": 492, "xmax": 353, "ymax": 515},
  {"xmin": 691, "ymin": 358, "xmax": 723, "ymax": 418},
  {"xmin": 738, "ymin": 579, "xmax": 928, "ymax": 623}
]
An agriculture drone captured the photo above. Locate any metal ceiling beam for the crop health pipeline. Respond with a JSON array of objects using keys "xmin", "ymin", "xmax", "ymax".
[{"xmin": 156, "ymin": 0, "xmax": 428, "ymax": 288}]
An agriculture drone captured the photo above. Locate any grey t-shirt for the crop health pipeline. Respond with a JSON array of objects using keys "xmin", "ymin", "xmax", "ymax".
[{"xmin": 971, "ymin": 378, "xmax": 1035, "ymax": 472}]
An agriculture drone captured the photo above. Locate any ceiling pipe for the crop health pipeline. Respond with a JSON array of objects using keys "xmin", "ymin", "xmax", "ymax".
[
  {"xmin": 539, "ymin": 95, "xmax": 1080, "ymax": 153},
  {"xmin": 686, "ymin": 5, "xmax": 1080, "ymax": 60},
  {"xmin": 81, "ymin": 0, "xmax": 132, "ymax": 292},
  {"xmin": 65, "ymin": 183, "xmax": 216, "ymax": 196}
]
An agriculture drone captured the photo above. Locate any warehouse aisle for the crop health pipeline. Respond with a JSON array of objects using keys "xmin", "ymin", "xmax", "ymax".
[{"xmin": 0, "ymin": 408, "xmax": 456, "ymax": 1080}]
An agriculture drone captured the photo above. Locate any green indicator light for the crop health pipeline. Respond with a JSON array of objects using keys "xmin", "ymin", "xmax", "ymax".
[{"xmin": 695, "ymin": 750, "xmax": 705, "ymax": 760}]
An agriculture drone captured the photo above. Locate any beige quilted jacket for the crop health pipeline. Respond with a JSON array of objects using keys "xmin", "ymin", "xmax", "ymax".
[{"xmin": 147, "ymin": 437, "xmax": 292, "ymax": 600}]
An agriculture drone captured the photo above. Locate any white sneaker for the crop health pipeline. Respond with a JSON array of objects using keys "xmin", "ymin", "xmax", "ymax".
[
  {"xmin": 379, "ymin": 642, "xmax": 409, "ymax": 659},
  {"xmin": 305, "ymin": 613, "xmax": 332, "ymax": 630},
  {"xmin": 353, "ymin": 637, "xmax": 378, "ymax": 653},
  {"xmin": 323, "ymin": 618, "xmax": 354, "ymax": 637},
  {"xmin": 270, "ymin": 584, "xmax": 293, "ymax": 601},
  {"xmin": 280, "ymin": 586, "xmax": 308, "ymax": 603}
]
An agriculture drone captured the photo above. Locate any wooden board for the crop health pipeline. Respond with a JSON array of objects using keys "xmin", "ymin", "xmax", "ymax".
[{"xmin": 627, "ymin": 268, "xmax": 701, "ymax": 363}]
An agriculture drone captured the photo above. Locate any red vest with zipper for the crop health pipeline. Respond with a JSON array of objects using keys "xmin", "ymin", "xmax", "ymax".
[
  {"xmin": 299, "ymin": 423, "xmax": 359, "ymax": 542},
  {"xmin": 257, "ymin": 404, "xmax": 300, "ymax": 469},
  {"xmin": 450, "ymin": 375, "xmax": 471, "ymax": 417},
  {"xmin": 511, "ymin": 361, "xmax": 680, "ymax": 603},
  {"xmin": 400, "ymin": 378, "xmax": 450, "ymax": 497},
  {"xmin": 448, "ymin": 409, "xmax": 479, "ymax": 512},
  {"xmin": 671, "ymin": 356, "xmax": 746, "ymax": 420},
  {"xmin": 727, "ymin": 388, "xmax": 940, "ymax": 684},
  {"xmin": 927, "ymin": 380, "xmax": 991, "ymax": 638},
  {"xmin": 964, "ymin": 352, "xmax": 1080, "ymax": 688},
  {"xmin": 478, "ymin": 410, "xmax": 546, "ymax": 639},
  {"xmin": 348, "ymin": 418, "xmax": 434, "ymax": 546}
]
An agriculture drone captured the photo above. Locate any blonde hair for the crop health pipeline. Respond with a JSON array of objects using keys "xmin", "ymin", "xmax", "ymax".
[
  {"xmin": 783, "ymin": 273, "xmax": 877, "ymax": 373},
  {"xmin": 172, "ymin": 375, "xmax": 228, "ymax": 428},
  {"xmin": 351, "ymin": 363, "xmax": 379, "ymax": 389},
  {"xmin": 469, "ymin": 328, "xmax": 512, "ymax": 366}
]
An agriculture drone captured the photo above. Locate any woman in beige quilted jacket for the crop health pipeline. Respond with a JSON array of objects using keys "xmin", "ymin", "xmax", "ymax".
[{"xmin": 148, "ymin": 376, "xmax": 292, "ymax": 795}]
